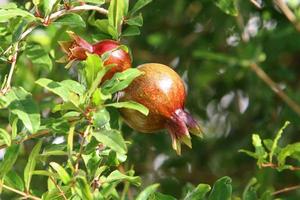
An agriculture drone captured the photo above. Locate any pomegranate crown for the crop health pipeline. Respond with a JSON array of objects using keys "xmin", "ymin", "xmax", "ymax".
[
  {"xmin": 58, "ymin": 31, "xmax": 93, "ymax": 66},
  {"xmin": 167, "ymin": 108, "xmax": 203, "ymax": 155}
]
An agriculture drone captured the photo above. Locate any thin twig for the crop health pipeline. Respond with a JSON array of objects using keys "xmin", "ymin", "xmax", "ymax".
[
  {"xmin": 272, "ymin": 184, "xmax": 300, "ymax": 195},
  {"xmin": 2, "ymin": 184, "xmax": 41, "ymax": 200},
  {"xmin": 274, "ymin": 0, "xmax": 300, "ymax": 32},
  {"xmin": 249, "ymin": 63, "xmax": 300, "ymax": 116},
  {"xmin": 261, "ymin": 162, "xmax": 300, "ymax": 171},
  {"xmin": 50, "ymin": 4, "xmax": 108, "ymax": 21},
  {"xmin": 250, "ymin": 0, "xmax": 262, "ymax": 9},
  {"xmin": 0, "ymin": 129, "xmax": 50, "ymax": 150},
  {"xmin": 50, "ymin": 176, "xmax": 68, "ymax": 200},
  {"xmin": 74, "ymin": 125, "xmax": 90, "ymax": 172}
]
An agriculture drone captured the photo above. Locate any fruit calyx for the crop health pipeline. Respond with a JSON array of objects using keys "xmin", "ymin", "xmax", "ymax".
[{"xmin": 166, "ymin": 108, "xmax": 202, "ymax": 155}]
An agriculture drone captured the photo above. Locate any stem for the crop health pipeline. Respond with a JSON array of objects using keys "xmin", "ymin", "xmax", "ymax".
[
  {"xmin": 50, "ymin": 4, "xmax": 108, "ymax": 21},
  {"xmin": 249, "ymin": 63, "xmax": 300, "ymax": 116},
  {"xmin": 2, "ymin": 184, "xmax": 41, "ymax": 200},
  {"xmin": 261, "ymin": 162, "xmax": 300, "ymax": 171},
  {"xmin": 1, "ymin": 43, "xmax": 19, "ymax": 94},
  {"xmin": 0, "ymin": 130, "xmax": 50, "ymax": 150},
  {"xmin": 50, "ymin": 176, "xmax": 68, "ymax": 200},
  {"xmin": 274, "ymin": 0, "xmax": 300, "ymax": 32},
  {"xmin": 74, "ymin": 125, "xmax": 90, "ymax": 172},
  {"xmin": 272, "ymin": 185, "xmax": 300, "ymax": 196},
  {"xmin": 249, "ymin": 0, "xmax": 262, "ymax": 9}
]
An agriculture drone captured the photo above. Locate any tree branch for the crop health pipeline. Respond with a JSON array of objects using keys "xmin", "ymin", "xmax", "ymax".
[
  {"xmin": 249, "ymin": 63, "xmax": 300, "ymax": 116},
  {"xmin": 274, "ymin": 0, "xmax": 300, "ymax": 32},
  {"xmin": 2, "ymin": 184, "xmax": 41, "ymax": 200},
  {"xmin": 272, "ymin": 184, "xmax": 300, "ymax": 196},
  {"xmin": 0, "ymin": 130, "xmax": 50, "ymax": 150}
]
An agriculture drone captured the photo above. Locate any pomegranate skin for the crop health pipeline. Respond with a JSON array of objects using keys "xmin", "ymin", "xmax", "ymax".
[
  {"xmin": 119, "ymin": 63, "xmax": 202, "ymax": 154},
  {"xmin": 120, "ymin": 63, "xmax": 185, "ymax": 132},
  {"xmin": 59, "ymin": 32, "xmax": 131, "ymax": 83},
  {"xmin": 93, "ymin": 40, "xmax": 131, "ymax": 82}
]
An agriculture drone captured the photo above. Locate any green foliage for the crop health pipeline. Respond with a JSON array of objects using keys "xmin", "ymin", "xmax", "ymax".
[{"xmin": 1, "ymin": 0, "xmax": 300, "ymax": 199}]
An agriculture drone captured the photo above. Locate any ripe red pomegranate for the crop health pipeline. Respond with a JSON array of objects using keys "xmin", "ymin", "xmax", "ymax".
[
  {"xmin": 119, "ymin": 63, "xmax": 202, "ymax": 155},
  {"xmin": 59, "ymin": 31, "xmax": 131, "ymax": 82}
]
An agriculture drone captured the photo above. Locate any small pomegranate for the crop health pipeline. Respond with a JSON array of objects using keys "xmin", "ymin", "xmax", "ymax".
[
  {"xmin": 59, "ymin": 31, "xmax": 131, "ymax": 82},
  {"xmin": 119, "ymin": 63, "xmax": 202, "ymax": 155}
]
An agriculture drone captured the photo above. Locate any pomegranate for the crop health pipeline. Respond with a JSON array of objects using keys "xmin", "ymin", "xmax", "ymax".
[
  {"xmin": 119, "ymin": 63, "xmax": 202, "ymax": 155},
  {"xmin": 59, "ymin": 31, "xmax": 131, "ymax": 82}
]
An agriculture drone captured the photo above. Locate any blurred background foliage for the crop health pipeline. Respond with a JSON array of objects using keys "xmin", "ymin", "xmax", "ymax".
[{"xmin": 1, "ymin": 0, "xmax": 300, "ymax": 199}]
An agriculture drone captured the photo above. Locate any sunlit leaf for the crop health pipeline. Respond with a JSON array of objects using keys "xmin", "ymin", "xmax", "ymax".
[
  {"xmin": 2, "ymin": 87, "xmax": 40, "ymax": 133},
  {"xmin": 208, "ymin": 176, "xmax": 232, "ymax": 200},
  {"xmin": 93, "ymin": 129, "xmax": 127, "ymax": 154},
  {"xmin": 136, "ymin": 184, "xmax": 160, "ymax": 200},
  {"xmin": 214, "ymin": 0, "xmax": 238, "ymax": 16}
]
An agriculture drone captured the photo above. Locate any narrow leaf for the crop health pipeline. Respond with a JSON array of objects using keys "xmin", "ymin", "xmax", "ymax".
[
  {"xmin": 0, "ymin": 144, "xmax": 20, "ymax": 179},
  {"xmin": 50, "ymin": 162, "xmax": 71, "ymax": 184},
  {"xmin": 24, "ymin": 140, "xmax": 42, "ymax": 191},
  {"xmin": 106, "ymin": 101, "xmax": 149, "ymax": 116}
]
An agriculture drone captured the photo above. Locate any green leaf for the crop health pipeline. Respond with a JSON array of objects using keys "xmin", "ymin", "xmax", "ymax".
[
  {"xmin": 75, "ymin": 176, "xmax": 93, "ymax": 200},
  {"xmin": 50, "ymin": 162, "xmax": 71, "ymax": 184},
  {"xmin": 93, "ymin": 19, "xmax": 118, "ymax": 38},
  {"xmin": 102, "ymin": 68, "xmax": 144, "ymax": 94},
  {"xmin": 33, "ymin": 0, "xmax": 40, "ymax": 6},
  {"xmin": 149, "ymin": 192, "xmax": 176, "ymax": 200},
  {"xmin": 60, "ymin": 80, "xmax": 86, "ymax": 97},
  {"xmin": 208, "ymin": 176, "xmax": 232, "ymax": 200},
  {"xmin": 67, "ymin": 124, "xmax": 75, "ymax": 158},
  {"xmin": 214, "ymin": 0, "xmax": 238, "ymax": 16},
  {"xmin": 252, "ymin": 134, "xmax": 268, "ymax": 165},
  {"xmin": 26, "ymin": 44, "xmax": 52, "ymax": 71},
  {"xmin": 269, "ymin": 121, "xmax": 290, "ymax": 163},
  {"xmin": 2, "ymin": 87, "xmax": 40, "ymax": 133},
  {"xmin": 83, "ymin": 0, "xmax": 105, "ymax": 4},
  {"xmin": 36, "ymin": 78, "xmax": 69, "ymax": 101},
  {"xmin": 136, "ymin": 184, "xmax": 160, "ymax": 200},
  {"xmin": 24, "ymin": 140, "xmax": 42, "ymax": 191},
  {"xmin": 103, "ymin": 170, "xmax": 141, "ymax": 186},
  {"xmin": 0, "ymin": 144, "xmax": 20, "ymax": 179},
  {"xmin": 43, "ymin": 0, "xmax": 60, "ymax": 16},
  {"xmin": 54, "ymin": 13, "xmax": 86, "ymax": 28},
  {"xmin": 108, "ymin": 0, "xmax": 128, "ymax": 38},
  {"xmin": 125, "ymin": 14, "xmax": 143, "ymax": 26},
  {"xmin": 92, "ymin": 108, "xmax": 110, "ymax": 129},
  {"xmin": 278, "ymin": 142, "xmax": 300, "ymax": 167},
  {"xmin": 36, "ymin": 78, "xmax": 82, "ymax": 107},
  {"xmin": 12, "ymin": 19, "xmax": 27, "ymax": 43},
  {"xmin": 242, "ymin": 178, "xmax": 258, "ymax": 200},
  {"xmin": 184, "ymin": 184, "xmax": 211, "ymax": 200},
  {"xmin": 4, "ymin": 171, "xmax": 24, "ymax": 191},
  {"xmin": 0, "ymin": 8, "xmax": 35, "ymax": 22},
  {"xmin": 122, "ymin": 26, "xmax": 141, "ymax": 37},
  {"xmin": 130, "ymin": 0, "xmax": 152, "ymax": 15},
  {"xmin": 43, "ymin": 186, "xmax": 72, "ymax": 200},
  {"xmin": 93, "ymin": 129, "xmax": 127, "ymax": 154},
  {"xmin": 84, "ymin": 53, "xmax": 103, "ymax": 88},
  {"xmin": 0, "ymin": 128, "xmax": 11, "ymax": 146},
  {"xmin": 106, "ymin": 101, "xmax": 149, "ymax": 116},
  {"xmin": 82, "ymin": 152, "xmax": 102, "ymax": 176}
]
